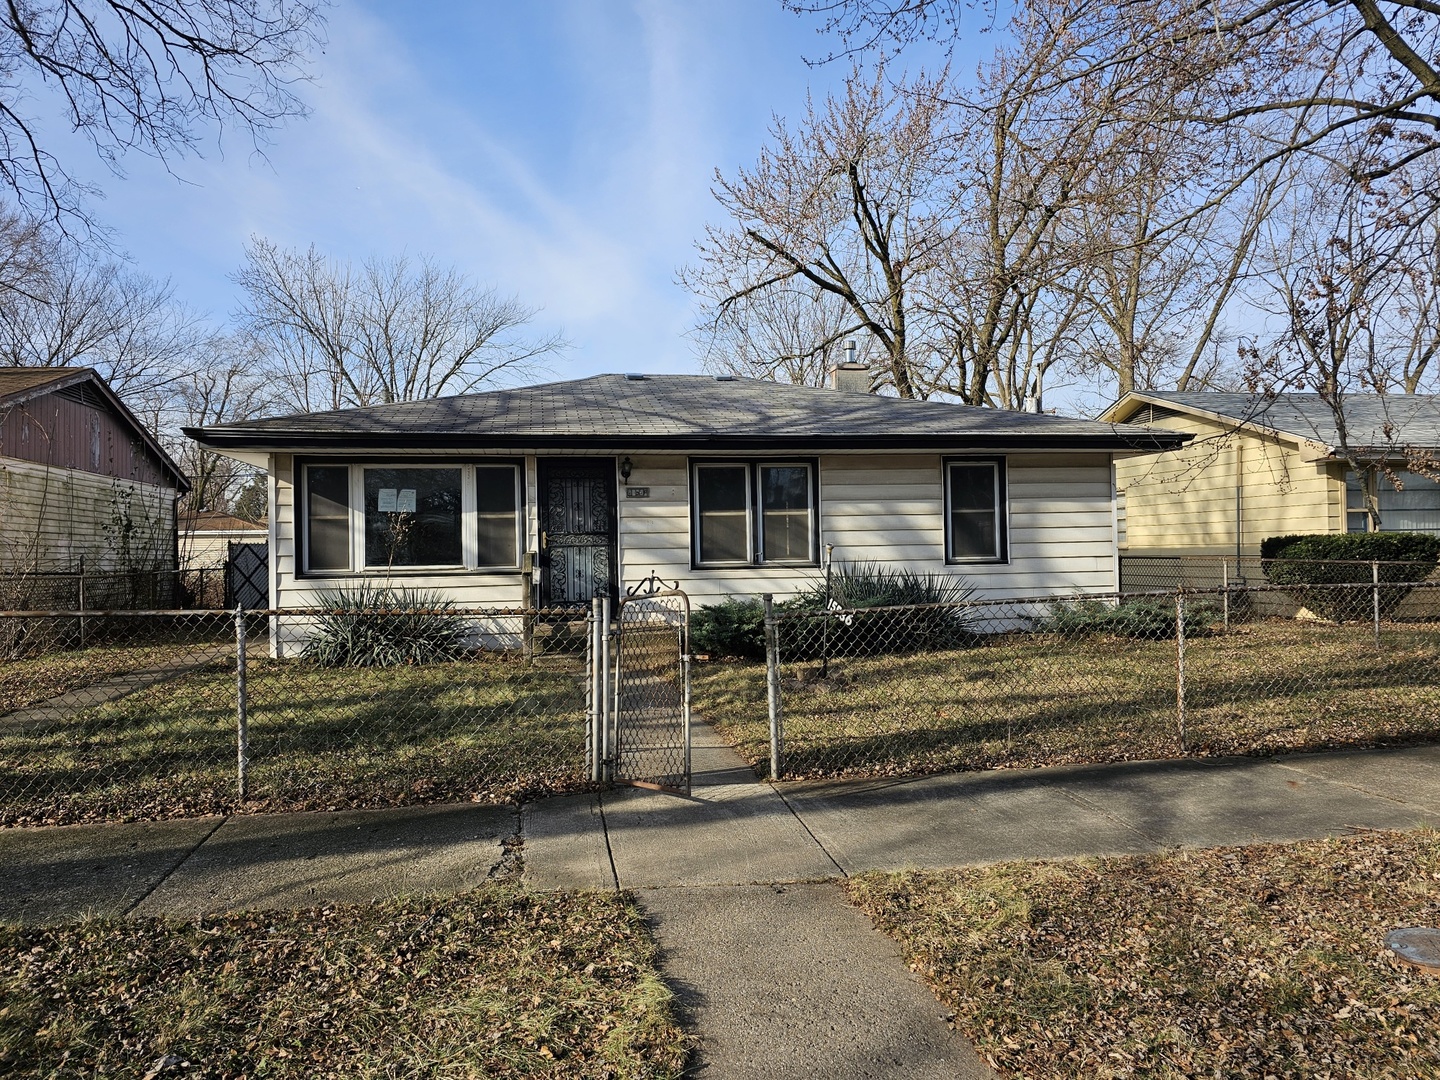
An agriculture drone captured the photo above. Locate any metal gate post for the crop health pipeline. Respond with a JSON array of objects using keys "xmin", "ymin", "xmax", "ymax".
[
  {"xmin": 765, "ymin": 594, "xmax": 782, "ymax": 779},
  {"xmin": 681, "ymin": 615, "xmax": 693, "ymax": 796},
  {"xmin": 601, "ymin": 594, "xmax": 613, "ymax": 783},
  {"xmin": 592, "ymin": 603, "xmax": 598, "ymax": 780}
]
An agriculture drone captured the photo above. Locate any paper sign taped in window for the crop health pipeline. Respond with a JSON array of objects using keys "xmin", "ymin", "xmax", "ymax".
[
  {"xmin": 396, "ymin": 489, "xmax": 417, "ymax": 513},
  {"xmin": 377, "ymin": 488, "xmax": 398, "ymax": 512}
]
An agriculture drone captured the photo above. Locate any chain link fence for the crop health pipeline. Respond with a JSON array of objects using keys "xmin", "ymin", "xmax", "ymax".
[
  {"xmin": 690, "ymin": 577, "xmax": 1440, "ymax": 780},
  {"xmin": 0, "ymin": 565, "xmax": 232, "ymax": 611},
  {"xmin": 0, "ymin": 606, "xmax": 594, "ymax": 826}
]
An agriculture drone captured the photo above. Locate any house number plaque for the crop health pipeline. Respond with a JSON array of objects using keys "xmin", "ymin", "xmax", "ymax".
[{"xmin": 626, "ymin": 487, "xmax": 650, "ymax": 499}]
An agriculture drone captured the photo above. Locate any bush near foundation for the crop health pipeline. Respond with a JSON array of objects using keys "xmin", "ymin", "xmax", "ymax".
[{"xmin": 1260, "ymin": 532, "xmax": 1440, "ymax": 622}]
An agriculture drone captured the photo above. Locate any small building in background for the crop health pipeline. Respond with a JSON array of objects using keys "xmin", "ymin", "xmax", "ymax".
[
  {"xmin": 179, "ymin": 509, "xmax": 268, "ymax": 607},
  {"xmin": 0, "ymin": 367, "xmax": 189, "ymax": 607}
]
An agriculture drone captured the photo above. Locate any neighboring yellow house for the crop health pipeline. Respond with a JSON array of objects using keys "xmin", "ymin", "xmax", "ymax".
[{"xmin": 1099, "ymin": 392, "xmax": 1440, "ymax": 563}]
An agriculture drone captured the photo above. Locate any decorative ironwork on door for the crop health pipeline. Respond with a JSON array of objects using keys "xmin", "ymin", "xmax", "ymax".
[{"xmin": 540, "ymin": 460, "xmax": 616, "ymax": 606}]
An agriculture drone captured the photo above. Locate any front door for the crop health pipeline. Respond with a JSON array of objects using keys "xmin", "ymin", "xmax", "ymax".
[{"xmin": 539, "ymin": 458, "xmax": 617, "ymax": 607}]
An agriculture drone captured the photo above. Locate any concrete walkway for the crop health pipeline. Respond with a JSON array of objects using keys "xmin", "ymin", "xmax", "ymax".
[{"xmin": 8, "ymin": 733, "xmax": 1440, "ymax": 1078}]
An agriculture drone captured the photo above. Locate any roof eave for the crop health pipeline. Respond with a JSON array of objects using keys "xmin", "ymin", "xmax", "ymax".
[{"xmin": 186, "ymin": 429, "xmax": 1193, "ymax": 454}]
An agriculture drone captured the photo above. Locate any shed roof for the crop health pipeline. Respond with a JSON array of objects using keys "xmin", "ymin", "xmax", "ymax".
[
  {"xmin": 1103, "ymin": 391, "xmax": 1440, "ymax": 456},
  {"xmin": 188, "ymin": 374, "xmax": 1191, "ymax": 453}
]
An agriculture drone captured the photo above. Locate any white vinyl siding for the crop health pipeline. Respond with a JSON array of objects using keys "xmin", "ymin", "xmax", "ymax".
[
  {"xmin": 272, "ymin": 450, "xmax": 1118, "ymax": 611},
  {"xmin": 617, "ymin": 452, "xmax": 1116, "ymax": 605},
  {"xmin": 272, "ymin": 455, "xmax": 530, "ymax": 611},
  {"xmin": 0, "ymin": 457, "xmax": 177, "ymax": 573}
]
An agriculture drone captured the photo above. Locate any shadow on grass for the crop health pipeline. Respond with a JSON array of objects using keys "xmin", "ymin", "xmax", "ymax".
[{"xmin": 1, "ymin": 657, "xmax": 594, "ymax": 825}]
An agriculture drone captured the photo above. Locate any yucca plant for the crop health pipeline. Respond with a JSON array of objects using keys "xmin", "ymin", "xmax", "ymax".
[
  {"xmin": 303, "ymin": 585, "xmax": 468, "ymax": 667},
  {"xmin": 792, "ymin": 561, "xmax": 981, "ymax": 656}
]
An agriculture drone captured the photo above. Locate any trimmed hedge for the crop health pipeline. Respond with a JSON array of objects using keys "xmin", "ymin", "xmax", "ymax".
[{"xmin": 1260, "ymin": 532, "xmax": 1440, "ymax": 621}]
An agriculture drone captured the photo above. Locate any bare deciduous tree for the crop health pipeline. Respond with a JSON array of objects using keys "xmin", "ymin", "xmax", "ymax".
[
  {"xmin": 0, "ymin": 221, "xmax": 216, "ymax": 414},
  {"xmin": 234, "ymin": 238, "xmax": 566, "ymax": 411},
  {"xmin": 0, "ymin": 0, "xmax": 326, "ymax": 228},
  {"xmin": 1242, "ymin": 165, "xmax": 1440, "ymax": 524},
  {"xmin": 788, "ymin": 0, "xmax": 1440, "ymax": 186},
  {"xmin": 682, "ymin": 65, "xmax": 960, "ymax": 399}
]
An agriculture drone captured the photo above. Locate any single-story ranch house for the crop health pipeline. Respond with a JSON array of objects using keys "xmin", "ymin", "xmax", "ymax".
[
  {"xmin": 186, "ymin": 372, "xmax": 1190, "ymax": 613},
  {"xmin": 1100, "ymin": 391, "xmax": 1440, "ymax": 560}
]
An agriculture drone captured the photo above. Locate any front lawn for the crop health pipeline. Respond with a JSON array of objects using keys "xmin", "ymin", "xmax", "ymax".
[
  {"xmin": 0, "ymin": 885, "xmax": 688, "ymax": 1078},
  {"xmin": 0, "ymin": 642, "xmax": 217, "ymax": 715},
  {"xmin": 0, "ymin": 655, "xmax": 590, "ymax": 826},
  {"xmin": 693, "ymin": 620, "xmax": 1440, "ymax": 778},
  {"xmin": 849, "ymin": 830, "xmax": 1440, "ymax": 1078}
]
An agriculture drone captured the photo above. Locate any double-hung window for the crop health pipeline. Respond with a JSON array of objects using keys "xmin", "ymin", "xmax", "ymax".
[
  {"xmin": 945, "ymin": 458, "xmax": 1007, "ymax": 562},
  {"xmin": 300, "ymin": 462, "xmax": 523, "ymax": 574},
  {"xmin": 692, "ymin": 460, "xmax": 817, "ymax": 567}
]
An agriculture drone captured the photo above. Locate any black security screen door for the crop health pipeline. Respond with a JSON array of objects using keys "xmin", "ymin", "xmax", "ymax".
[{"xmin": 539, "ymin": 458, "xmax": 617, "ymax": 606}]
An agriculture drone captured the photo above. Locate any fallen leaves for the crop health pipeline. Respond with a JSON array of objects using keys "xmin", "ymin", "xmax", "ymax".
[
  {"xmin": 0, "ymin": 886, "xmax": 689, "ymax": 1078},
  {"xmin": 848, "ymin": 830, "xmax": 1440, "ymax": 1079}
]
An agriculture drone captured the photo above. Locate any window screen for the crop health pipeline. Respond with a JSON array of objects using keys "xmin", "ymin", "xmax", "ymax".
[
  {"xmin": 760, "ymin": 464, "xmax": 813, "ymax": 563},
  {"xmin": 363, "ymin": 467, "xmax": 463, "ymax": 568},
  {"xmin": 475, "ymin": 465, "xmax": 520, "ymax": 567},
  {"xmin": 947, "ymin": 461, "xmax": 1003, "ymax": 561},
  {"xmin": 306, "ymin": 465, "xmax": 351, "ymax": 571},
  {"xmin": 696, "ymin": 465, "xmax": 751, "ymax": 564}
]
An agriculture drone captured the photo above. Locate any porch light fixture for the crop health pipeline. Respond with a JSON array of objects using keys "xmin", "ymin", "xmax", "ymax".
[{"xmin": 620, "ymin": 456, "xmax": 633, "ymax": 481}]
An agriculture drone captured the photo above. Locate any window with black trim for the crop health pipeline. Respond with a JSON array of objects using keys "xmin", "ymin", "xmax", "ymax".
[
  {"xmin": 300, "ymin": 461, "xmax": 523, "ymax": 574},
  {"xmin": 691, "ymin": 460, "xmax": 817, "ymax": 567},
  {"xmin": 945, "ymin": 458, "xmax": 1007, "ymax": 562}
]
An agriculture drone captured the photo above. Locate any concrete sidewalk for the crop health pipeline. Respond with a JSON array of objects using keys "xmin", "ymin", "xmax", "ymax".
[{"xmin": 8, "ymin": 734, "xmax": 1440, "ymax": 1079}]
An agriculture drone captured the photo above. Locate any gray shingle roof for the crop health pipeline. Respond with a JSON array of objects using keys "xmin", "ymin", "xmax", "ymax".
[
  {"xmin": 1111, "ymin": 392, "xmax": 1440, "ymax": 453},
  {"xmin": 188, "ymin": 374, "xmax": 1189, "ymax": 452}
]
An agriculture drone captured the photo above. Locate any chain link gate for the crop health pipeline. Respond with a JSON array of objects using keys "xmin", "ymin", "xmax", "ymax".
[{"xmin": 590, "ymin": 577, "xmax": 691, "ymax": 794}]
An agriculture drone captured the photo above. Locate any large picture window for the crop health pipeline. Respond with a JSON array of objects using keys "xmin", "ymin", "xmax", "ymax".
[
  {"xmin": 692, "ymin": 460, "xmax": 817, "ymax": 567},
  {"xmin": 945, "ymin": 458, "xmax": 1007, "ymax": 562},
  {"xmin": 300, "ymin": 461, "xmax": 523, "ymax": 574},
  {"xmin": 363, "ymin": 467, "xmax": 463, "ymax": 568}
]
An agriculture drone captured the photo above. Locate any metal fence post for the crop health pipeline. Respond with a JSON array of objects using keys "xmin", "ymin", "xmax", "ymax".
[
  {"xmin": 234, "ymin": 605, "xmax": 249, "ymax": 800},
  {"xmin": 1221, "ymin": 558, "xmax": 1230, "ymax": 634},
  {"xmin": 1373, "ymin": 560, "xmax": 1382, "ymax": 649},
  {"xmin": 820, "ymin": 545, "xmax": 834, "ymax": 679},
  {"xmin": 77, "ymin": 555, "xmax": 87, "ymax": 648},
  {"xmin": 1175, "ymin": 590, "xmax": 1188, "ymax": 753},
  {"xmin": 764, "ymin": 594, "xmax": 783, "ymax": 779}
]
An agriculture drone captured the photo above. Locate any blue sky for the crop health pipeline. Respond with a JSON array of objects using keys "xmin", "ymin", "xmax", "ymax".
[{"xmin": 49, "ymin": 1, "xmax": 960, "ymax": 383}]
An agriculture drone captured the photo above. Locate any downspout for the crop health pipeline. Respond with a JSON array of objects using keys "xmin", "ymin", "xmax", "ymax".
[{"xmin": 1235, "ymin": 437, "xmax": 1244, "ymax": 563}]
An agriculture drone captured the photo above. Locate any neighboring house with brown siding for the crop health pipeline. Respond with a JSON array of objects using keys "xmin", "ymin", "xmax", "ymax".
[
  {"xmin": 1099, "ymin": 392, "xmax": 1440, "ymax": 559},
  {"xmin": 0, "ymin": 368, "xmax": 190, "ymax": 589}
]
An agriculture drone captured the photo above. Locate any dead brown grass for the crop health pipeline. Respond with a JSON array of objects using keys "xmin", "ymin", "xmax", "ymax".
[{"xmin": 848, "ymin": 830, "xmax": 1440, "ymax": 1079}]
